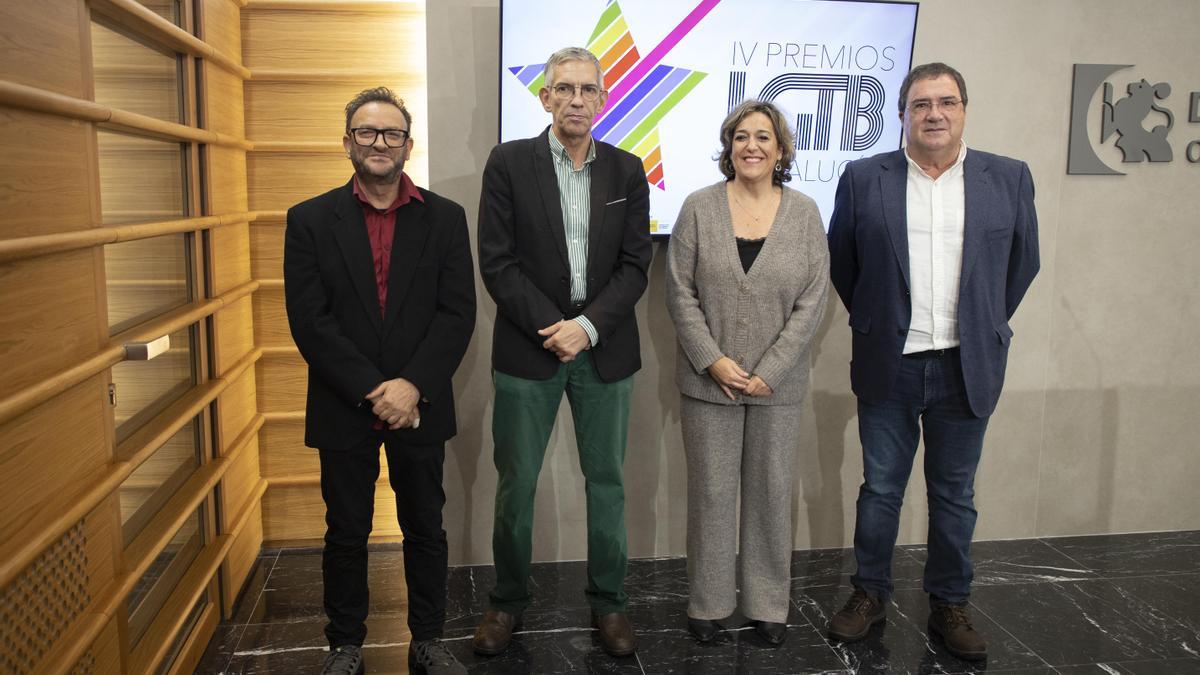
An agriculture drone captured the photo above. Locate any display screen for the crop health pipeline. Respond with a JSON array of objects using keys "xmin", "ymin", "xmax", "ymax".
[{"xmin": 500, "ymin": 0, "xmax": 918, "ymax": 235}]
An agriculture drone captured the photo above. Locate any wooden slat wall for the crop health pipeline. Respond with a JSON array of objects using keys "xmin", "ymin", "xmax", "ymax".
[
  {"xmin": 198, "ymin": 0, "xmax": 266, "ymax": 622},
  {"xmin": 241, "ymin": 0, "xmax": 429, "ymax": 546},
  {"xmin": 0, "ymin": 2, "xmax": 119, "ymax": 672},
  {"xmin": 0, "ymin": 0, "xmax": 264, "ymax": 672}
]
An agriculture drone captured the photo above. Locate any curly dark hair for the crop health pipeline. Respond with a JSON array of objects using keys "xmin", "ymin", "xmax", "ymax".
[{"xmin": 717, "ymin": 100, "xmax": 795, "ymax": 185}]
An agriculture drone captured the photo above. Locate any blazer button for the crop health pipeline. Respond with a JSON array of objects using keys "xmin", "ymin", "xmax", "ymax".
[
  {"xmin": 897, "ymin": 328, "xmax": 907, "ymax": 335},
  {"xmin": 560, "ymin": 277, "xmax": 568, "ymax": 285}
]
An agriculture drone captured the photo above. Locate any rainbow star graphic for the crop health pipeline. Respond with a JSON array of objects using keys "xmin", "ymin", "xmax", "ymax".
[{"xmin": 507, "ymin": 0, "xmax": 721, "ymax": 190}]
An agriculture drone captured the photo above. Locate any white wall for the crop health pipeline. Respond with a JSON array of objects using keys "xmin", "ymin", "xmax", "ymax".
[{"xmin": 425, "ymin": 0, "xmax": 1200, "ymax": 564}]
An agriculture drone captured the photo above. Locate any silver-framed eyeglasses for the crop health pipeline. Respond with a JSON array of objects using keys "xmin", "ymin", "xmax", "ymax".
[
  {"xmin": 350, "ymin": 127, "xmax": 409, "ymax": 147},
  {"xmin": 548, "ymin": 83, "xmax": 603, "ymax": 102},
  {"xmin": 908, "ymin": 97, "xmax": 963, "ymax": 116}
]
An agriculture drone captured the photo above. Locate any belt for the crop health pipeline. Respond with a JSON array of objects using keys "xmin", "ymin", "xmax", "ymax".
[{"xmin": 903, "ymin": 347, "xmax": 960, "ymax": 359}]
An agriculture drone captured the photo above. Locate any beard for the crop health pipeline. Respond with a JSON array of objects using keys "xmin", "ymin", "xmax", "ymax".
[{"xmin": 350, "ymin": 150, "xmax": 405, "ymax": 185}]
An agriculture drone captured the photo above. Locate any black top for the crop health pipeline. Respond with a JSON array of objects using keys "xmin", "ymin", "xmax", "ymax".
[{"xmin": 736, "ymin": 236, "xmax": 766, "ymax": 274}]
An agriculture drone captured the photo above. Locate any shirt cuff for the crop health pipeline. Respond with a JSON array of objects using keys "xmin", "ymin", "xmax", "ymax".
[{"xmin": 572, "ymin": 315, "xmax": 600, "ymax": 347}]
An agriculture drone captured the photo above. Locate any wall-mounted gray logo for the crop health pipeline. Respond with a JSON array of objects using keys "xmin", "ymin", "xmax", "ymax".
[{"xmin": 1068, "ymin": 64, "xmax": 1200, "ymax": 175}]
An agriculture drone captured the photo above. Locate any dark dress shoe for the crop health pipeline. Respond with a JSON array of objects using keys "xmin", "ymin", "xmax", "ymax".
[
  {"xmin": 472, "ymin": 609, "xmax": 522, "ymax": 655},
  {"xmin": 755, "ymin": 620, "xmax": 787, "ymax": 645},
  {"xmin": 687, "ymin": 617, "xmax": 719, "ymax": 643},
  {"xmin": 592, "ymin": 611, "xmax": 637, "ymax": 656}
]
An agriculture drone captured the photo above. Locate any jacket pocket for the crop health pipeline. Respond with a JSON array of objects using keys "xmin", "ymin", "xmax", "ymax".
[
  {"xmin": 987, "ymin": 226, "xmax": 1011, "ymax": 241},
  {"xmin": 996, "ymin": 322, "xmax": 1014, "ymax": 346},
  {"xmin": 849, "ymin": 313, "xmax": 871, "ymax": 335}
]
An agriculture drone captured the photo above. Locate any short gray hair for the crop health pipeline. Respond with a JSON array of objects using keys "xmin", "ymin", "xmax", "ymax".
[{"xmin": 543, "ymin": 47, "xmax": 603, "ymax": 88}]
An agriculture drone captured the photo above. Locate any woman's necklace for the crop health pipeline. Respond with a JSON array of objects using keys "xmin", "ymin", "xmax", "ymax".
[{"xmin": 730, "ymin": 186, "xmax": 776, "ymax": 230}]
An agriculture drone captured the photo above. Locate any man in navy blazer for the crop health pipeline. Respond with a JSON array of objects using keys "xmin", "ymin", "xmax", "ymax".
[{"xmin": 826, "ymin": 63, "xmax": 1039, "ymax": 660}]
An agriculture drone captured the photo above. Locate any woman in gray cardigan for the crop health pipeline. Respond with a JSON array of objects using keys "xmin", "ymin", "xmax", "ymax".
[{"xmin": 666, "ymin": 100, "xmax": 829, "ymax": 645}]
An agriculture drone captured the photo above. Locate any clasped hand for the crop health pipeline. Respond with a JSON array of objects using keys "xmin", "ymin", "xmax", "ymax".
[
  {"xmin": 707, "ymin": 356, "xmax": 773, "ymax": 400},
  {"xmin": 365, "ymin": 378, "xmax": 421, "ymax": 430},
  {"xmin": 538, "ymin": 319, "xmax": 590, "ymax": 363}
]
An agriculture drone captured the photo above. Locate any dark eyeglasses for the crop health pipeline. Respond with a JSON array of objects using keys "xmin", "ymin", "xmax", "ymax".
[{"xmin": 349, "ymin": 127, "xmax": 409, "ymax": 147}]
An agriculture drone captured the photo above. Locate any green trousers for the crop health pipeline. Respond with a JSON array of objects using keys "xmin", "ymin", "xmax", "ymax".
[{"xmin": 489, "ymin": 351, "xmax": 633, "ymax": 614}]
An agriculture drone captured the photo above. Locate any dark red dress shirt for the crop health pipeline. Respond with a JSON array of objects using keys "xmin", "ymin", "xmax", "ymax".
[{"xmin": 351, "ymin": 173, "xmax": 424, "ymax": 317}]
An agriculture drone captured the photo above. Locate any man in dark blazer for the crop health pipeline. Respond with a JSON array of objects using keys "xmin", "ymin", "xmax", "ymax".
[
  {"xmin": 284, "ymin": 87, "xmax": 474, "ymax": 675},
  {"xmin": 472, "ymin": 47, "xmax": 652, "ymax": 658},
  {"xmin": 826, "ymin": 63, "xmax": 1039, "ymax": 661}
]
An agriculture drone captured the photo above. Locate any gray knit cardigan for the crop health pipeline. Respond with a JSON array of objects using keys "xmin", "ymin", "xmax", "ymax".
[{"xmin": 665, "ymin": 181, "xmax": 829, "ymax": 406}]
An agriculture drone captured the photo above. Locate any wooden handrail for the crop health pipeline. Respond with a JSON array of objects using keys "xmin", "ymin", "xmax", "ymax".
[
  {"xmin": 259, "ymin": 345, "xmax": 300, "ymax": 356},
  {"xmin": 0, "ymin": 280, "xmax": 259, "ymax": 428},
  {"xmin": 0, "ymin": 346, "xmax": 126, "ymax": 428},
  {"xmin": 247, "ymin": 68, "xmax": 416, "ymax": 82},
  {"xmin": 249, "ymin": 140, "xmax": 345, "ymax": 153},
  {"xmin": 265, "ymin": 473, "xmax": 320, "ymax": 487},
  {"xmin": 0, "ymin": 212, "xmax": 254, "ymax": 264},
  {"xmin": 90, "ymin": 0, "xmax": 251, "ymax": 80},
  {"xmin": 0, "ymin": 80, "xmax": 252, "ymax": 149},
  {"xmin": 0, "ymin": 349, "xmax": 261, "ymax": 590},
  {"xmin": 261, "ymin": 410, "xmax": 305, "ymax": 422},
  {"xmin": 34, "ymin": 471, "xmax": 264, "ymax": 675},
  {"xmin": 246, "ymin": 0, "xmax": 423, "ymax": 10}
]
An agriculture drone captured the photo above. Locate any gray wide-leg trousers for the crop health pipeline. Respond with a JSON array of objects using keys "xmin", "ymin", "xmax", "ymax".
[{"xmin": 680, "ymin": 395, "xmax": 801, "ymax": 623}]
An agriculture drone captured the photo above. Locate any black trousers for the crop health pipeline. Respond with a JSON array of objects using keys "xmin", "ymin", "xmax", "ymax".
[{"xmin": 319, "ymin": 433, "xmax": 448, "ymax": 646}]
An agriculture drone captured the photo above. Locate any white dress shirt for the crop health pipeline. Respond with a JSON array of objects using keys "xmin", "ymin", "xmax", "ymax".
[{"xmin": 904, "ymin": 141, "xmax": 967, "ymax": 354}]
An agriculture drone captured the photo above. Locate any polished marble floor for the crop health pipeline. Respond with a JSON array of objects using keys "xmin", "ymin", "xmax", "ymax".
[{"xmin": 196, "ymin": 530, "xmax": 1200, "ymax": 674}]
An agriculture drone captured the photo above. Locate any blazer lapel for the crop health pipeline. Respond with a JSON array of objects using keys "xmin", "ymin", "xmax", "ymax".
[
  {"xmin": 586, "ymin": 143, "xmax": 609, "ymax": 283},
  {"xmin": 880, "ymin": 150, "xmax": 911, "ymax": 291},
  {"xmin": 381, "ymin": 199, "xmax": 431, "ymax": 337},
  {"xmin": 333, "ymin": 183, "xmax": 384, "ymax": 335},
  {"xmin": 959, "ymin": 151, "xmax": 990, "ymax": 289},
  {"xmin": 533, "ymin": 129, "xmax": 571, "ymax": 271}
]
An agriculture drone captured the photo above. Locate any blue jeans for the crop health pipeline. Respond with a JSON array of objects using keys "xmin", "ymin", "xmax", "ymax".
[{"xmin": 850, "ymin": 349, "xmax": 989, "ymax": 604}]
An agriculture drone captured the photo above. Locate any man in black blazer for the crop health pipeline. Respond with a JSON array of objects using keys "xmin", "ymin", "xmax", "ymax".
[
  {"xmin": 284, "ymin": 87, "xmax": 474, "ymax": 675},
  {"xmin": 472, "ymin": 47, "xmax": 652, "ymax": 658},
  {"xmin": 826, "ymin": 63, "xmax": 1039, "ymax": 661}
]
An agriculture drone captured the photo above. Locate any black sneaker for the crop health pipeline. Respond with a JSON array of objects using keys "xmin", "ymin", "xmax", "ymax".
[
  {"xmin": 321, "ymin": 645, "xmax": 364, "ymax": 675},
  {"xmin": 409, "ymin": 638, "xmax": 467, "ymax": 674}
]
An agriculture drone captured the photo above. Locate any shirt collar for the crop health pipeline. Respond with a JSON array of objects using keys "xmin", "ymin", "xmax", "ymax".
[
  {"xmin": 904, "ymin": 140, "xmax": 968, "ymax": 179},
  {"xmin": 548, "ymin": 128, "xmax": 596, "ymax": 167},
  {"xmin": 351, "ymin": 172, "xmax": 424, "ymax": 214}
]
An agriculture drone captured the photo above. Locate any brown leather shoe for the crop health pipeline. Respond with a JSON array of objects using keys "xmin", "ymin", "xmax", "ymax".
[
  {"xmin": 472, "ymin": 610, "xmax": 522, "ymax": 656},
  {"xmin": 828, "ymin": 588, "xmax": 886, "ymax": 641},
  {"xmin": 928, "ymin": 603, "xmax": 986, "ymax": 661},
  {"xmin": 592, "ymin": 612, "xmax": 636, "ymax": 656}
]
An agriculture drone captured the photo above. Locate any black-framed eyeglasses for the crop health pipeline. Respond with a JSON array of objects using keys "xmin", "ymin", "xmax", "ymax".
[
  {"xmin": 350, "ymin": 127, "xmax": 409, "ymax": 147},
  {"xmin": 548, "ymin": 83, "xmax": 603, "ymax": 102}
]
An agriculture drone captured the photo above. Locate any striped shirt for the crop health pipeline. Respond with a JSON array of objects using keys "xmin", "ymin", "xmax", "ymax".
[{"xmin": 548, "ymin": 130, "xmax": 600, "ymax": 345}]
